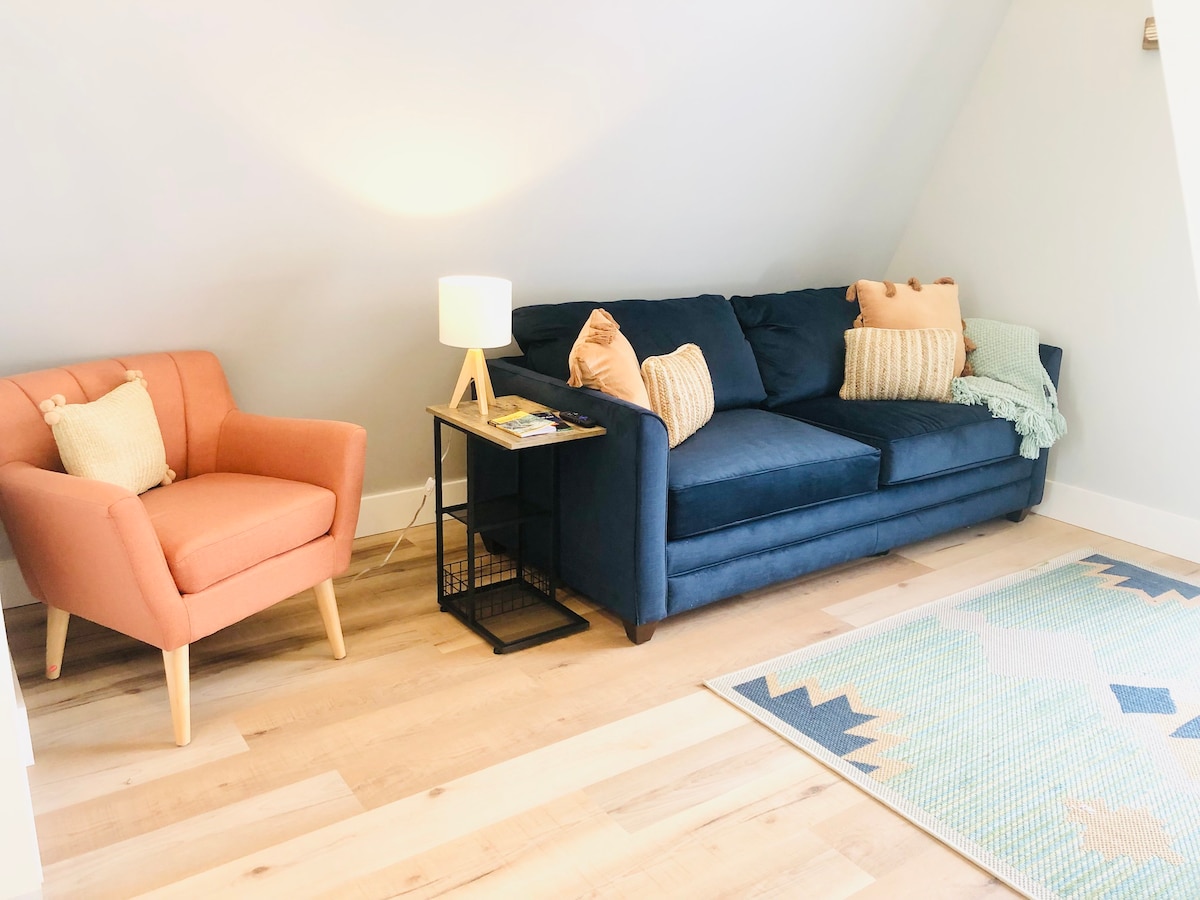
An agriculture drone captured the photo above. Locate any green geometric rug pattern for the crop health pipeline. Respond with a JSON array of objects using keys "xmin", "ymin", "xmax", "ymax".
[{"xmin": 706, "ymin": 549, "xmax": 1200, "ymax": 899}]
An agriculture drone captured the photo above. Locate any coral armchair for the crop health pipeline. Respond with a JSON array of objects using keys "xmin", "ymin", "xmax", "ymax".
[{"xmin": 0, "ymin": 351, "xmax": 367, "ymax": 746}]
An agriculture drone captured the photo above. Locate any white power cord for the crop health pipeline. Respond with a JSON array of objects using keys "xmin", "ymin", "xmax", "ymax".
[{"xmin": 349, "ymin": 446, "xmax": 450, "ymax": 583}]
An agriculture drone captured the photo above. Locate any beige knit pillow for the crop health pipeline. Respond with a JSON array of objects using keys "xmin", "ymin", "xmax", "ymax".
[
  {"xmin": 840, "ymin": 327, "xmax": 957, "ymax": 402},
  {"xmin": 40, "ymin": 371, "xmax": 176, "ymax": 494},
  {"xmin": 641, "ymin": 344, "xmax": 714, "ymax": 448}
]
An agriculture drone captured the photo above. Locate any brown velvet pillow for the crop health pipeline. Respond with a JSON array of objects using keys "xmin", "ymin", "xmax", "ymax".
[
  {"xmin": 847, "ymin": 277, "xmax": 975, "ymax": 376},
  {"xmin": 566, "ymin": 309, "xmax": 651, "ymax": 408}
]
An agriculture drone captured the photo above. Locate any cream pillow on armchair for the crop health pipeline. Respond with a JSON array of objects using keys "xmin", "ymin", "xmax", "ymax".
[{"xmin": 41, "ymin": 371, "xmax": 176, "ymax": 494}]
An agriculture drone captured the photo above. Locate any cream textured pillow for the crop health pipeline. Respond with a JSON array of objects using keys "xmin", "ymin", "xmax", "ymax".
[
  {"xmin": 847, "ymin": 277, "xmax": 974, "ymax": 376},
  {"xmin": 640, "ymin": 343, "xmax": 714, "ymax": 448},
  {"xmin": 840, "ymin": 327, "xmax": 958, "ymax": 402},
  {"xmin": 41, "ymin": 371, "xmax": 176, "ymax": 494},
  {"xmin": 567, "ymin": 308, "xmax": 651, "ymax": 408}
]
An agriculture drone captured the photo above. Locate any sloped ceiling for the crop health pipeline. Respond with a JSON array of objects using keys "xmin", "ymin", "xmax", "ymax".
[{"xmin": 0, "ymin": 2, "xmax": 1010, "ymax": 495}]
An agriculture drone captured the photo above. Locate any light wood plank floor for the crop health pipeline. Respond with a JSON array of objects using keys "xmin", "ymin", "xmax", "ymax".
[{"xmin": 6, "ymin": 515, "xmax": 1197, "ymax": 898}]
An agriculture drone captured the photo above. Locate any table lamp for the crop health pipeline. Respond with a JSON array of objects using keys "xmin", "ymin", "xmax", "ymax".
[{"xmin": 439, "ymin": 275, "xmax": 512, "ymax": 418}]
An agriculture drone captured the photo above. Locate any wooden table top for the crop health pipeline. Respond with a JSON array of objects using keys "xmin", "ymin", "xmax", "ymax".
[{"xmin": 426, "ymin": 395, "xmax": 607, "ymax": 450}]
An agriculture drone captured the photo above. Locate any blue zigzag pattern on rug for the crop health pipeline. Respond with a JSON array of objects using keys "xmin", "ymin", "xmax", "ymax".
[
  {"xmin": 1083, "ymin": 554, "xmax": 1200, "ymax": 601},
  {"xmin": 733, "ymin": 678, "xmax": 880, "ymax": 772}
]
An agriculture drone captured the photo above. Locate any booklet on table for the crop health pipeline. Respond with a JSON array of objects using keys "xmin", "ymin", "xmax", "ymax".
[{"xmin": 488, "ymin": 410, "xmax": 570, "ymax": 438}]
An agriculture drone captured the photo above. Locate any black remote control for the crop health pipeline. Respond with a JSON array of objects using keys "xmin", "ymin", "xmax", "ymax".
[{"xmin": 558, "ymin": 410, "xmax": 599, "ymax": 428}]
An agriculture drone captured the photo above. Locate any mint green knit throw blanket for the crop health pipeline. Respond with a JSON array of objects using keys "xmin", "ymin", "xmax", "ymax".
[{"xmin": 951, "ymin": 318, "xmax": 1066, "ymax": 459}]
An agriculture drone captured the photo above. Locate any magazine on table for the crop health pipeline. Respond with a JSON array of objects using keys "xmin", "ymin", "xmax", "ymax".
[{"xmin": 487, "ymin": 410, "xmax": 570, "ymax": 437}]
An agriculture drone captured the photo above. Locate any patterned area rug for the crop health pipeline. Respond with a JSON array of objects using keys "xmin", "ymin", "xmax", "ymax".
[{"xmin": 706, "ymin": 550, "xmax": 1200, "ymax": 899}]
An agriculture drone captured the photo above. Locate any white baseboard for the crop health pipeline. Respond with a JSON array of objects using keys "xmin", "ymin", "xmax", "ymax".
[
  {"xmin": 1037, "ymin": 479, "xmax": 1200, "ymax": 564},
  {"xmin": 354, "ymin": 478, "xmax": 467, "ymax": 538}
]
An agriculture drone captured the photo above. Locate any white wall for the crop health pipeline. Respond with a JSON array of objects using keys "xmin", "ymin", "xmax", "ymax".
[
  {"xmin": 890, "ymin": 0, "xmax": 1200, "ymax": 561},
  {"xmin": 1155, "ymin": 0, "xmax": 1200, "ymax": 285},
  {"xmin": 0, "ymin": 1, "xmax": 1009, "ymax": 506}
]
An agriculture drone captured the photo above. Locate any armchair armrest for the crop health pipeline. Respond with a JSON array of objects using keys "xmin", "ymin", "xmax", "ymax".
[
  {"xmin": 0, "ymin": 462, "xmax": 189, "ymax": 650},
  {"xmin": 216, "ymin": 411, "xmax": 367, "ymax": 570},
  {"xmin": 488, "ymin": 358, "xmax": 670, "ymax": 626}
]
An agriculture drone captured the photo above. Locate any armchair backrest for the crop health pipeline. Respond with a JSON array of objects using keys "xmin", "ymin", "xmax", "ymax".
[{"xmin": 0, "ymin": 351, "xmax": 237, "ymax": 480}]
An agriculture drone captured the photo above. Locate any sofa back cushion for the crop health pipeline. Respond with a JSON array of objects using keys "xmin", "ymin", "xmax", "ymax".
[
  {"xmin": 512, "ymin": 294, "xmax": 766, "ymax": 411},
  {"xmin": 730, "ymin": 287, "xmax": 860, "ymax": 407}
]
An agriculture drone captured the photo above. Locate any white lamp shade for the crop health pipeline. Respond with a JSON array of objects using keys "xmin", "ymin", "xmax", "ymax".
[{"xmin": 438, "ymin": 275, "xmax": 512, "ymax": 349}]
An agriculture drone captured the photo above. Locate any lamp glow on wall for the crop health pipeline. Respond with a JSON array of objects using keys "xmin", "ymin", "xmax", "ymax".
[{"xmin": 439, "ymin": 275, "xmax": 512, "ymax": 417}]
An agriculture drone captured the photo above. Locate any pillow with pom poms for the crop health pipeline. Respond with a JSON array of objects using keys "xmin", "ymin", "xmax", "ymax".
[
  {"xmin": 41, "ymin": 370, "xmax": 175, "ymax": 494},
  {"xmin": 847, "ymin": 277, "xmax": 976, "ymax": 376}
]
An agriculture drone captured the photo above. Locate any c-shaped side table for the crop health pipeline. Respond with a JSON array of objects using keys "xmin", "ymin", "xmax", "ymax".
[{"xmin": 426, "ymin": 395, "xmax": 605, "ymax": 653}]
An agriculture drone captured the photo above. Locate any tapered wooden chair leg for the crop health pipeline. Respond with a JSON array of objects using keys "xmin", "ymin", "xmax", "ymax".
[
  {"xmin": 46, "ymin": 606, "xmax": 70, "ymax": 680},
  {"xmin": 314, "ymin": 577, "xmax": 347, "ymax": 660},
  {"xmin": 162, "ymin": 646, "xmax": 191, "ymax": 747}
]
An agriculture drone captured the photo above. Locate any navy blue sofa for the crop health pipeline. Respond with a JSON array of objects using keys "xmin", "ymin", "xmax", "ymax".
[{"xmin": 481, "ymin": 288, "xmax": 1061, "ymax": 644}]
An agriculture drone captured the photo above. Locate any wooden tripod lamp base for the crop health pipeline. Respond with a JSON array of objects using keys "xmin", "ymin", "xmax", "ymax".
[
  {"xmin": 439, "ymin": 275, "xmax": 512, "ymax": 420},
  {"xmin": 449, "ymin": 348, "xmax": 498, "ymax": 418}
]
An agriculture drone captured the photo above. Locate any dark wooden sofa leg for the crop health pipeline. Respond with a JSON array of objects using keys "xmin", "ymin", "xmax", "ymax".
[
  {"xmin": 624, "ymin": 621, "xmax": 658, "ymax": 645},
  {"xmin": 1006, "ymin": 507, "xmax": 1032, "ymax": 523}
]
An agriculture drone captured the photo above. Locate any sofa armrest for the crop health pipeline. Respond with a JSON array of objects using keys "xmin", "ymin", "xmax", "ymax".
[
  {"xmin": 488, "ymin": 358, "xmax": 671, "ymax": 626},
  {"xmin": 1028, "ymin": 343, "xmax": 1064, "ymax": 508},
  {"xmin": 0, "ymin": 462, "xmax": 189, "ymax": 650},
  {"xmin": 216, "ymin": 411, "xmax": 367, "ymax": 571},
  {"xmin": 1039, "ymin": 343, "xmax": 1063, "ymax": 387}
]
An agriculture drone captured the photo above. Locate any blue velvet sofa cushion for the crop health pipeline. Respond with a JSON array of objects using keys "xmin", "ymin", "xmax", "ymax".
[
  {"xmin": 512, "ymin": 294, "xmax": 766, "ymax": 411},
  {"xmin": 775, "ymin": 397, "xmax": 1022, "ymax": 485},
  {"xmin": 667, "ymin": 409, "xmax": 880, "ymax": 540},
  {"xmin": 729, "ymin": 287, "xmax": 860, "ymax": 407}
]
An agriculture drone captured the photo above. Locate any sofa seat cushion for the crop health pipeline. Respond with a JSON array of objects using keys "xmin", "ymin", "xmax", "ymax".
[
  {"xmin": 667, "ymin": 409, "xmax": 880, "ymax": 540},
  {"xmin": 775, "ymin": 397, "xmax": 1021, "ymax": 485},
  {"xmin": 513, "ymin": 294, "xmax": 766, "ymax": 411},
  {"xmin": 141, "ymin": 472, "xmax": 336, "ymax": 593}
]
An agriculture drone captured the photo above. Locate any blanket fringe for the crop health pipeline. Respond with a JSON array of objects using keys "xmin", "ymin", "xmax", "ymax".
[{"xmin": 952, "ymin": 377, "xmax": 1067, "ymax": 460}]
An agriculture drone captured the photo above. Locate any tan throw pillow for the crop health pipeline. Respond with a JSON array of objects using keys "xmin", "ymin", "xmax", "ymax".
[
  {"xmin": 840, "ymin": 327, "xmax": 958, "ymax": 402},
  {"xmin": 847, "ymin": 277, "xmax": 974, "ymax": 376},
  {"xmin": 567, "ymin": 309, "xmax": 651, "ymax": 408},
  {"xmin": 40, "ymin": 371, "xmax": 176, "ymax": 494},
  {"xmin": 640, "ymin": 343, "xmax": 714, "ymax": 448}
]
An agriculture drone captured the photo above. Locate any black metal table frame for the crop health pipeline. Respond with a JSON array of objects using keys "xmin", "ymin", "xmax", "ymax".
[{"xmin": 433, "ymin": 416, "xmax": 589, "ymax": 653}]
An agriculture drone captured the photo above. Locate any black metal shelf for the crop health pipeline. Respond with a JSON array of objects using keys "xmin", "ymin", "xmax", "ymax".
[{"xmin": 441, "ymin": 495, "xmax": 549, "ymax": 531}]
